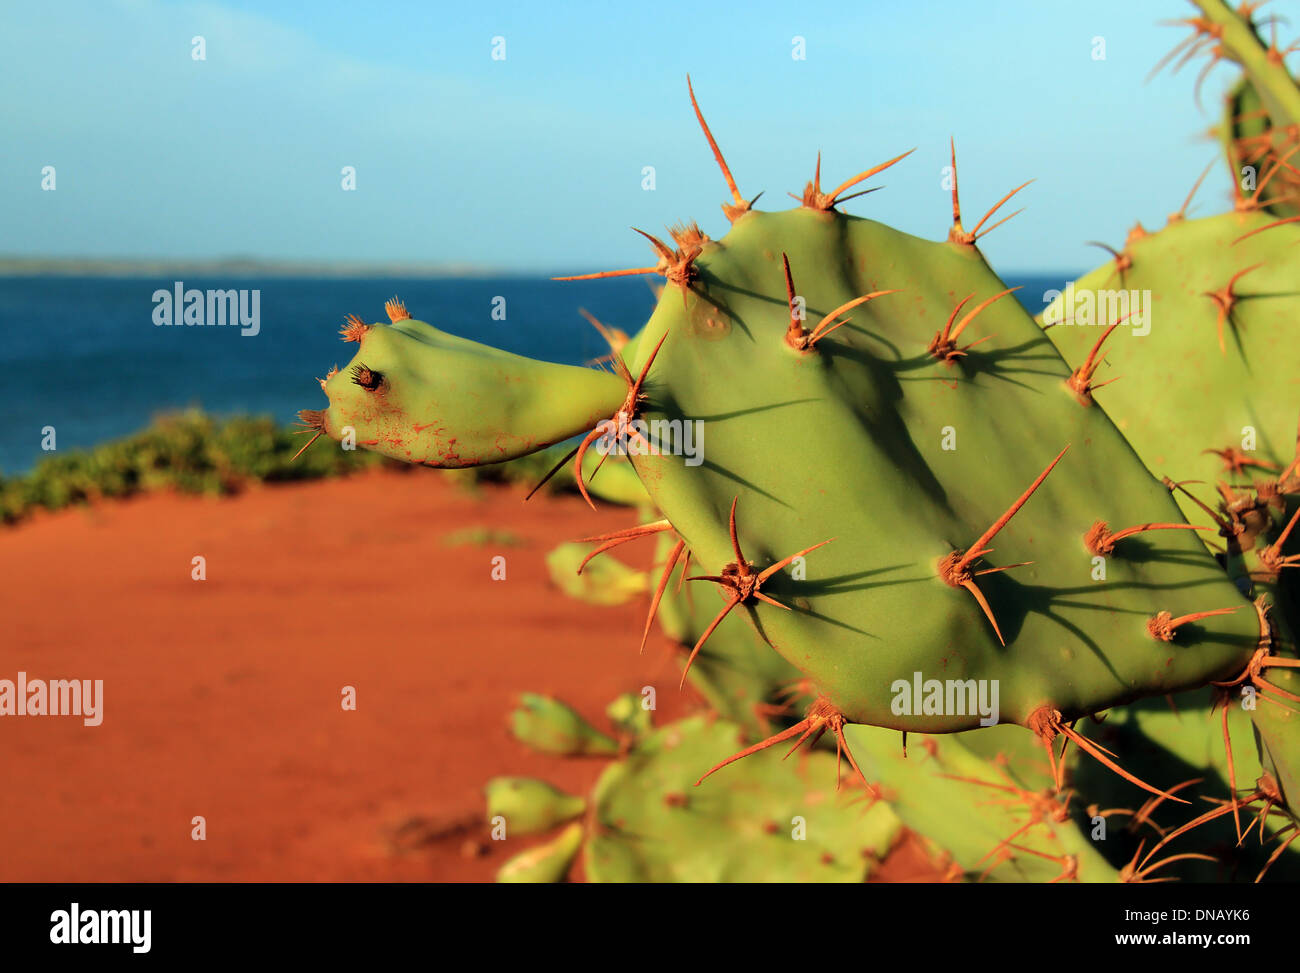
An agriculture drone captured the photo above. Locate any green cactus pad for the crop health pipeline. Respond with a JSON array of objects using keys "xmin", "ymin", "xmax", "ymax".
[
  {"xmin": 307, "ymin": 304, "xmax": 625, "ymax": 468},
  {"xmin": 1249, "ymin": 663, "xmax": 1300, "ymax": 824},
  {"xmin": 585, "ymin": 714, "xmax": 900, "ymax": 882},
  {"xmin": 1041, "ymin": 210, "xmax": 1300, "ymax": 500},
  {"xmin": 1074, "ymin": 690, "xmax": 1300, "ymax": 882},
  {"xmin": 544, "ymin": 542, "xmax": 648, "ymax": 607},
  {"xmin": 847, "ymin": 722, "xmax": 1118, "ymax": 882},
  {"xmin": 619, "ymin": 205, "xmax": 1256, "ymax": 735},
  {"xmin": 496, "ymin": 821, "xmax": 585, "ymax": 883},
  {"xmin": 508, "ymin": 693, "xmax": 620, "ymax": 757},
  {"xmin": 484, "ymin": 777, "xmax": 586, "ymax": 836}
]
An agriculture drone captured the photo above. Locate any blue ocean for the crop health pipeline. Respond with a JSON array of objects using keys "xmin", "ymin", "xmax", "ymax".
[{"xmin": 0, "ymin": 273, "xmax": 1071, "ymax": 474}]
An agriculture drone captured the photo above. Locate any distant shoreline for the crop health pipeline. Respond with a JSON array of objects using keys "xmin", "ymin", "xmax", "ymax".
[
  {"xmin": 0, "ymin": 257, "xmax": 512, "ymax": 279},
  {"xmin": 0, "ymin": 257, "xmax": 1083, "ymax": 282}
]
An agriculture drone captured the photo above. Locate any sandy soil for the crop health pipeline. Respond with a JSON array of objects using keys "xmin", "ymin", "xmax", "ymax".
[{"xmin": 0, "ymin": 468, "xmax": 940, "ymax": 882}]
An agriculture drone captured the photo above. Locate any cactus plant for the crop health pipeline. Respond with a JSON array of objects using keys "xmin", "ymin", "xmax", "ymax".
[
  {"xmin": 488, "ymin": 694, "xmax": 901, "ymax": 883},
  {"xmin": 848, "ymin": 721, "xmax": 1120, "ymax": 883},
  {"xmin": 1074, "ymin": 689, "xmax": 1300, "ymax": 882},
  {"xmin": 1156, "ymin": 0, "xmax": 1300, "ymax": 218},
  {"xmin": 507, "ymin": 693, "xmax": 621, "ymax": 757},
  {"xmin": 1040, "ymin": 0, "xmax": 1300, "ymax": 839},
  {"xmin": 294, "ymin": 0, "xmax": 1300, "ymax": 882},
  {"xmin": 303, "ymin": 82, "xmax": 1260, "ymax": 805},
  {"xmin": 542, "ymin": 433, "xmax": 808, "ymax": 736}
]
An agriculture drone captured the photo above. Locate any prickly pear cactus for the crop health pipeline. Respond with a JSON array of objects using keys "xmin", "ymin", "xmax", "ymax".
[
  {"xmin": 304, "ymin": 78, "xmax": 1262, "ymax": 805},
  {"xmin": 485, "ymin": 777, "xmax": 586, "ymax": 836},
  {"xmin": 1039, "ymin": 210, "xmax": 1300, "ymax": 513},
  {"xmin": 488, "ymin": 694, "xmax": 901, "ymax": 883},
  {"xmin": 847, "ymin": 722, "xmax": 1119, "ymax": 883},
  {"xmin": 1075, "ymin": 689, "xmax": 1300, "ymax": 882},
  {"xmin": 647, "ymin": 521, "xmax": 809, "ymax": 740},
  {"xmin": 540, "ymin": 438, "xmax": 806, "ymax": 736},
  {"xmin": 850, "ymin": 686, "xmax": 1300, "ymax": 883},
  {"xmin": 1037, "ymin": 207, "xmax": 1300, "ymax": 674},
  {"xmin": 1243, "ymin": 663, "xmax": 1300, "ymax": 837},
  {"xmin": 547, "ymin": 523, "xmax": 804, "ymax": 737},
  {"xmin": 1041, "ymin": 0, "xmax": 1300, "ymax": 836},
  {"xmin": 585, "ymin": 713, "xmax": 899, "ymax": 882},
  {"xmin": 612, "ymin": 202, "xmax": 1256, "ymax": 744},
  {"xmin": 1159, "ymin": 0, "xmax": 1300, "ymax": 218}
]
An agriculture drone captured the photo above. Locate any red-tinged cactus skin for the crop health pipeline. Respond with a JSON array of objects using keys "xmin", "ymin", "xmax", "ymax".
[{"xmin": 303, "ymin": 78, "xmax": 1262, "ymax": 801}]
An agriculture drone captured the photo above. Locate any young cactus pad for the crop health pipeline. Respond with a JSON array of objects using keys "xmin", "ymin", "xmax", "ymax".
[{"xmin": 300, "ymin": 299, "xmax": 626, "ymax": 468}]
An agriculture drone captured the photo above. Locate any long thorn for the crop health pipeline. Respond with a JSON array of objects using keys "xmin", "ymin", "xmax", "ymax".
[
  {"xmin": 1234, "ymin": 214, "xmax": 1300, "ymax": 244},
  {"xmin": 809, "ymin": 290, "xmax": 899, "ymax": 343},
  {"xmin": 554, "ymin": 267, "xmax": 659, "ymax": 281},
  {"xmin": 956, "ymin": 446, "xmax": 1069, "ymax": 574},
  {"xmin": 949, "ymin": 286, "xmax": 1023, "ymax": 343},
  {"xmin": 1256, "ymin": 828, "xmax": 1300, "ymax": 882},
  {"xmin": 962, "ymin": 579, "xmax": 1006, "ymax": 646},
  {"xmin": 757, "ymin": 538, "xmax": 835, "ymax": 583},
  {"xmin": 575, "ymin": 521, "xmax": 673, "ymax": 574},
  {"xmin": 1170, "ymin": 159, "xmax": 1216, "ymax": 221},
  {"xmin": 631, "ymin": 332, "xmax": 669, "ymax": 401},
  {"xmin": 970, "ymin": 181, "xmax": 1035, "ymax": 238},
  {"xmin": 680, "ymin": 594, "xmax": 743, "ymax": 688},
  {"xmin": 1221, "ymin": 701, "xmax": 1242, "ymax": 843},
  {"xmin": 695, "ymin": 716, "xmax": 812, "ymax": 786},
  {"xmin": 825, "ymin": 148, "xmax": 916, "ymax": 206},
  {"xmin": 572, "ymin": 425, "xmax": 609, "ymax": 511},
  {"xmin": 578, "ymin": 308, "xmax": 632, "ymax": 383},
  {"xmin": 726, "ymin": 496, "xmax": 745, "ymax": 566},
  {"xmin": 1060, "ymin": 723, "xmax": 1190, "ymax": 804},
  {"xmin": 949, "ymin": 137, "xmax": 962, "ymax": 227},
  {"xmin": 641, "ymin": 539, "xmax": 686, "ymax": 654},
  {"xmin": 686, "ymin": 74, "xmax": 745, "ymax": 210},
  {"xmin": 289, "ymin": 430, "xmax": 324, "ymax": 462},
  {"xmin": 525, "ymin": 443, "xmax": 580, "ymax": 501}
]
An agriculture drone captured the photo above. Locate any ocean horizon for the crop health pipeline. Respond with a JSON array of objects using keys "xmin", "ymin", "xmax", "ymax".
[{"xmin": 0, "ymin": 272, "xmax": 1075, "ymax": 475}]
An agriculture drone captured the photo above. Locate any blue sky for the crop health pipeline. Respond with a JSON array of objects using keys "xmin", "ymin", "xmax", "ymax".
[{"xmin": 0, "ymin": 0, "xmax": 1264, "ymax": 273}]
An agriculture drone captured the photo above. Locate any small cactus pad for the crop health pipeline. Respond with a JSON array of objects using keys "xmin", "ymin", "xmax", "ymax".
[
  {"xmin": 584, "ymin": 714, "xmax": 900, "ymax": 882},
  {"xmin": 484, "ymin": 777, "xmax": 586, "ymax": 837},
  {"xmin": 508, "ymin": 693, "xmax": 620, "ymax": 757},
  {"xmin": 313, "ymin": 314, "xmax": 627, "ymax": 468}
]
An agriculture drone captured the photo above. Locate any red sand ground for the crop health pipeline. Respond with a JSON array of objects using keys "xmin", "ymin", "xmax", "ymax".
[{"xmin": 0, "ymin": 469, "xmax": 941, "ymax": 882}]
